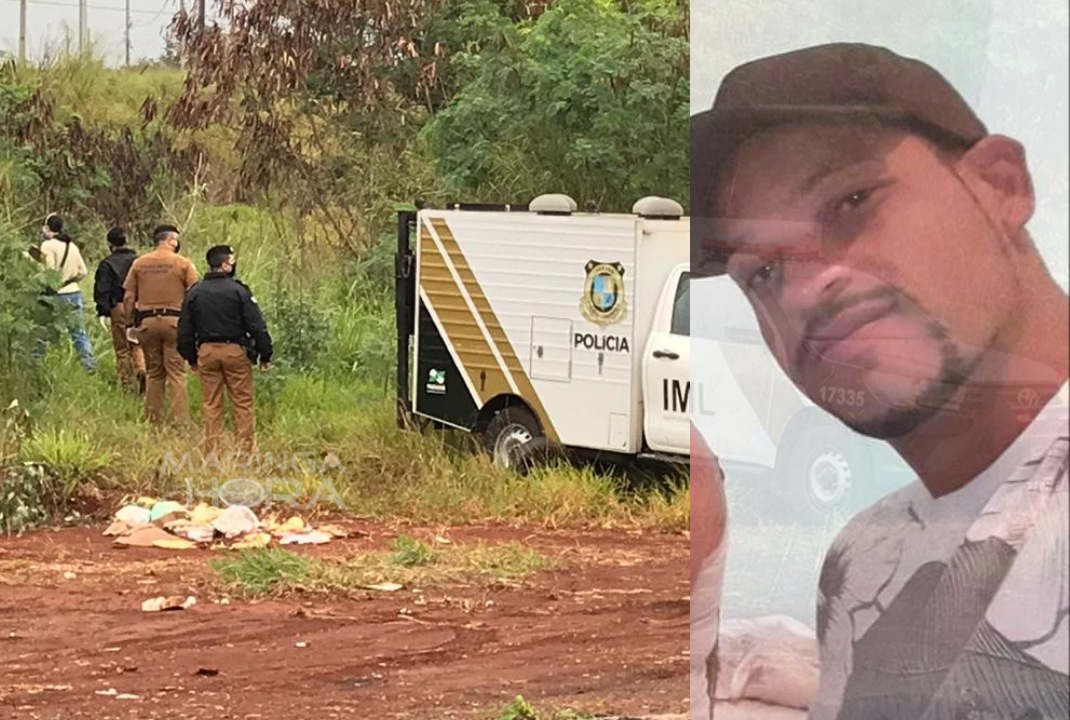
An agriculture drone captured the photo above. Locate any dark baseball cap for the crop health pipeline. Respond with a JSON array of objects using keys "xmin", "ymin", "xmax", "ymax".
[{"xmin": 691, "ymin": 43, "xmax": 990, "ymax": 230}]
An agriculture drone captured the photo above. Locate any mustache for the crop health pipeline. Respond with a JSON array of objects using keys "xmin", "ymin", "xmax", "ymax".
[{"xmin": 793, "ymin": 285, "xmax": 903, "ymax": 368}]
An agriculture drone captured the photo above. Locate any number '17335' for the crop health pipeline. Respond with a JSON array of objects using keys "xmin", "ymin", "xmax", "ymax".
[{"xmin": 819, "ymin": 385, "xmax": 866, "ymax": 408}]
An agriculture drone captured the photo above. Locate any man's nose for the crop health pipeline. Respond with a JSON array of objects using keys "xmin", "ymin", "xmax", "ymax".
[{"xmin": 778, "ymin": 256, "xmax": 851, "ymax": 316}]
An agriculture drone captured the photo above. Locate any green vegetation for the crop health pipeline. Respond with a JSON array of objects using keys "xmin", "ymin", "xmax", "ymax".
[
  {"xmin": 0, "ymin": 0, "xmax": 689, "ymax": 536},
  {"xmin": 491, "ymin": 696, "xmax": 595, "ymax": 720},
  {"xmin": 211, "ymin": 536, "xmax": 554, "ymax": 598}
]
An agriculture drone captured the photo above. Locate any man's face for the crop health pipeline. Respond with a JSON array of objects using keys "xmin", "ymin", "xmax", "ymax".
[{"xmin": 704, "ymin": 122, "xmax": 1026, "ymax": 439}]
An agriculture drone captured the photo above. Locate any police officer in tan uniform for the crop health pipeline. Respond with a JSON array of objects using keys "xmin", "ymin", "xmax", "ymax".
[
  {"xmin": 122, "ymin": 224, "xmax": 199, "ymax": 425},
  {"xmin": 178, "ymin": 245, "xmax": 273, "ymax": 458}
]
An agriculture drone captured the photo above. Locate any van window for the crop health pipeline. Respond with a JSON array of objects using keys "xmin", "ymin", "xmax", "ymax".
[{"xmin": 671, "ymin": 272, "xmax": 690, "ymax": 336}]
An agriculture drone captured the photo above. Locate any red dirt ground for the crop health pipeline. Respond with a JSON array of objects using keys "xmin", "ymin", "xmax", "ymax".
[{"xmin": 0, "ymin": 520, "xmax": 687, "ymax": 720}]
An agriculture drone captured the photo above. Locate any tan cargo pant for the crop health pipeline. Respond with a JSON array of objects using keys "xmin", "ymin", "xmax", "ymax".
[
  {"xmin": 138, "ymin": 315, "xmax": 189, "ymax": 426},
  {"xmin": 197, "ymin": 342, "xmax": 256, "ymax": 458},
  {"xmin": 110, "ymin": 307, "xmax": 145, "ymax": 393}
]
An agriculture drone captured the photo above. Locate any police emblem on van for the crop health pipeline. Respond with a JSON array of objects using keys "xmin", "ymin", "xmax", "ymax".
[
  {"xmin": 426, "ymin": 368, "xmax": 446, "ymax": 395},
  {"xmin": 580, "ymin": 260, "xmax": 627, "ymax": 327}
]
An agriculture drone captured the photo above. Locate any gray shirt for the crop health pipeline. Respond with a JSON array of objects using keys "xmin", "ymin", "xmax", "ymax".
[{"xmin": 809, "ymin": 383, "xmax": 1069, "ymax": 720}]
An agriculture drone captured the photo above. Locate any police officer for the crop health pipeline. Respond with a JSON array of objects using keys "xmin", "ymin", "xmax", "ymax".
[
  {"xmin": 122, "ymin": 224, "xmax": 199, "ymax": 425},
  {"xmin": 94, "ymin": 226, "xmax": 146, "ymax": 393},
  {"xmin": 178, "ymin": 245, "xmax": 273, "ymax": 459}
]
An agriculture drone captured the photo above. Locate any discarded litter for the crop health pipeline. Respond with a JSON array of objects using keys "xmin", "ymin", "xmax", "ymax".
[
  {"xmin": 279, "ymin": 530, "xmax": 332, "ymax": 546},
  {"xmin": 151, "ymin": 538, "xmax": 197, "ymax": 551},
  {"xmin": 149, "ymin": 500, "xmax": 188, "ymax": 524},
  {"xmin": 115, "ymin": 505, "xmax": 151, "ymax": 526},
  {"xmin": 365, "ymin": 582, "xmax": 403, "ymax": 593},
  {"xmin": 318, "ymin": 524, "xmax": 350, "ymax": 539},
  {"xmin": 104, "ymin": 497, "xmax": 351, "ymax": 553},
  {"xmin": 114, "ymin": 526, "xmax": 177, "ymax": 548},
  {"xmin": 231, "ymin": 532, "xmax": 272, "ymax": 550},
  {"xmin": 212, "ymin": 505, "xmax": 260, "ymax": 538},
  {"xmin": 141, "ymin": 596, "xmax": 197, "ymax": 613}
]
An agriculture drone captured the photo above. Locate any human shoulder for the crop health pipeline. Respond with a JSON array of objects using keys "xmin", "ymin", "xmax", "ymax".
[
  {"xmin": 234, "ymin": 278, "xmax": 259, "ymax": 303},
  {"xmin": 129, "ymin": 249, "xmax": 155, "ymax": 267}
]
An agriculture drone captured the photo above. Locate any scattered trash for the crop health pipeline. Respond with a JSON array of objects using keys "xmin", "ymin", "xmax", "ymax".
[
  {"xmin": 105, "ymin": 497, "xmax": 348, "ymax": 553},
  {"xmin": 318, "ymin": 524, "xmax": 350, "ymax": 539},
  {"xmin": 114, "ymin": 526, "xmax": 177, "ymax": 548},
  {"xmin": 141, "ymin": 596, "xmax": 197, "ymax": 613},
  {"xmin": 151, "ymin": 538, "xmax": 197, "ymax": 551},
  {"xmin": 270, "ymin": 516, "xmax": 306, "ymax": 535},
  {"xmin": 194, "ymin": 667, "xmax": 219, "ymax": 677},
  {"xmin": 62, "ymin": 571, "xmax": 77, "ymax": 580},
  {"xmin": 103, "ymin": 520, "xmax": 131, "ymax": 537},
  {"xmin": 365, "ymin": 582, "xmax": 403, "ymax": 593},
  {"xmin": 149, "ymin": 500, "xmax": 188, "ymax": 525},
  {"xmin": 433, "ymin": 535, "xmax": 452, "ymax": 545},
  {"xmin": 189, "ymin": 503, "xmax": 222, "ymax": 526},
  {"xmin": 115, "ymin": 505, "xmax": 151, "ymax": 526},
  {"xmin": 279, "ymin": 530, "xmax": 332, "ymax": 546},
  {"xmin": 211, "ymin": 505, "xmax": 260, "ymax": 539},
  {"xmin": 171, "ymin": 524, "xmax": 216, "ymax": 544},
  {"xmin": 231, "ymin": 532, "xmax": 272, "ymax": 550},
  {"xmin": 295, "ymin": 641, "xmax": 309, "ymax": 648},
  {"xmin": 116, "ymin": 693, "xmax": 140, "ymax": 700}
]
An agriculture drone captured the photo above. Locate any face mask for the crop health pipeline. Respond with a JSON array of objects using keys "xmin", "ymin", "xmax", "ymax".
[{"xmin": 227, "ymin": 263, "xmax": 237, "ymax": 277}]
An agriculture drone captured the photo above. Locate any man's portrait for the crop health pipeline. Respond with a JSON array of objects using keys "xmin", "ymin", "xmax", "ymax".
[{"xmin": 690, "ymin": 2, "xmax": 1068, "ymax": 719}]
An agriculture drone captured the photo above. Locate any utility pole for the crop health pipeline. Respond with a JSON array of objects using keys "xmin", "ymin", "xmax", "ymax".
[
  {"xmin": 125, "ymin": 0, "xmax": 131, "ymax": 66},
  {"xmin": 18, "ymin": 0, "xmax": 26, "ymax": 64},
  {"xmin": 79, "ymin": 0, "xmax": 88, "ymax": 55}
]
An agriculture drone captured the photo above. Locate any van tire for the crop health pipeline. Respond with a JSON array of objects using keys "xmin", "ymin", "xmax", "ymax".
[
  {"xmin": 483, "ymin": 406, "xmax": 544, "ymax": 474},
  {"xmin": 778, "ymin": 424, "xmax": 869, "ymax": 523}
]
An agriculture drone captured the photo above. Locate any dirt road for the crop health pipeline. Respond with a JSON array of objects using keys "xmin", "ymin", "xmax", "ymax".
[{"xmin": 0, "ymin": 521, "xmax": 687, "ymax": 720}]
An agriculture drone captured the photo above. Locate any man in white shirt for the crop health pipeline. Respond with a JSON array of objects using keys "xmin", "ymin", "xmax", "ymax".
[
  {"xmin": 691, "ymin": 44, "xmax": 1069, "ymax": 718},
  {"xmin": 35, "ymin": 213, "xmax": 96, "ymax": 372}
]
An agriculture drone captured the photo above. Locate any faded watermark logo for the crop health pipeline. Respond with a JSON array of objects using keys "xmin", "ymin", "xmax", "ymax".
[{"xmin": 157, "ymin": 451, "xmax": 348, "ymax": 511}]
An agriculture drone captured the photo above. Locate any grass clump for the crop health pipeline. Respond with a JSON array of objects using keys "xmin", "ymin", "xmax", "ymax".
[
  {"xmin": 211, "ymin": 536, "xmax": 555, "ymax": 599},
  {"xmin": 491, "ymin": 696, "xmax": 595, "ymax": 720}
]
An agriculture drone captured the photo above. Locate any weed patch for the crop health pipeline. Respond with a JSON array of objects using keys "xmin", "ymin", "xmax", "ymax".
[{"xmin": 211, "ymin": 537, "xmax": 555, "ymax": 599}]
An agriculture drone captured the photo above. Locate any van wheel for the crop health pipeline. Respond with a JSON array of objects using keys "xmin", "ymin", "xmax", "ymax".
[
  {"xmin": 779, "ymin": 425, "xmax": 869, "ymax": 523},
  {"xmin": 483, "ymin": 406, "xmax": 543, "ymax": 474}
]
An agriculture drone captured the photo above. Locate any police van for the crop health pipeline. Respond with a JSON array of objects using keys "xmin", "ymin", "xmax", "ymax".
[{"xmin": 394, "ymin": 193, "xmax": 692, "ymax": 470}]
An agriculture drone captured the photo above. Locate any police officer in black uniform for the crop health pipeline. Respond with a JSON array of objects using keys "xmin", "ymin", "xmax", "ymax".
[
  {"xmin": 178, "ymin": 245, "xmax": 273, "ymax": 458},
  {"xmin": 94, "ymin": 226, "xmax": 146, "ymax": 392}
]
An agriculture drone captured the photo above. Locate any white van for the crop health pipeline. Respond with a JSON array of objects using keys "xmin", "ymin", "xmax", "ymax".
[{"xmin": 394, "ymin": 193, "xmax": 692, "ymax": 469}]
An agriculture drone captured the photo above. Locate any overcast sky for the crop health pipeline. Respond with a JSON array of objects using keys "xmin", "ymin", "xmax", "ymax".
[
  {"xmin": 693, "ymin": 0, "xmax": 1069, "ymax": 277},
  {"xmin": 0, "ymin": 0, "xmax": 198, "ymax": 64}
]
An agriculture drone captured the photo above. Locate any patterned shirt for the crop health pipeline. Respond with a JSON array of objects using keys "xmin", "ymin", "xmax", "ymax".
[{"xmin": 810, "ymin": 383, "xmax": 1069, "ymax": 720}]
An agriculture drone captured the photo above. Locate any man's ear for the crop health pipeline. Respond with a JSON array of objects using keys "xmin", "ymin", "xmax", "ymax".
[{"xmin": 956, "ymin": 134, "xmax": 1035, "ymax": 244}]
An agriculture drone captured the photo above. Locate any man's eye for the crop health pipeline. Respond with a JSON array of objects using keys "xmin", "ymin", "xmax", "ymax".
[
  {"xmin": 748, "ymin": 262, "xmax": 777, "ymax": 288},
  {"xmin": 838, "ymin": 188, "xmax": 872, "ymax": 212}
]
